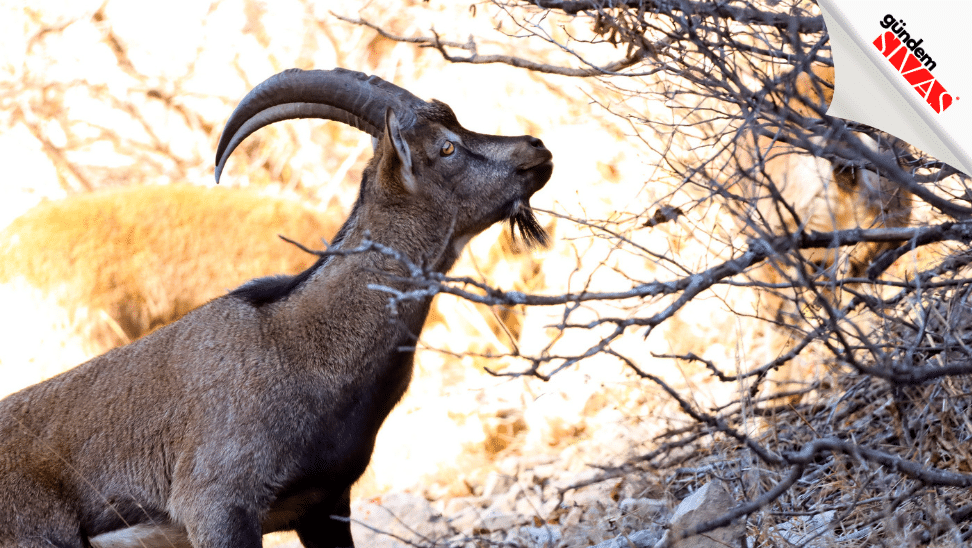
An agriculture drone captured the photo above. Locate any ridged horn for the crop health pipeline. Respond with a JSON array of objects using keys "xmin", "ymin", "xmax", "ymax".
[{"xmin": 214, "ymin": 68, "xmax": 426, "ymax": 182}]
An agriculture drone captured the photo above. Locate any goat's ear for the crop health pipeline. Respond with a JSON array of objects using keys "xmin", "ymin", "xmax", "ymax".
[{"xmin": 382, "ymin": 108, "xmax": 418, "ymax": 194}]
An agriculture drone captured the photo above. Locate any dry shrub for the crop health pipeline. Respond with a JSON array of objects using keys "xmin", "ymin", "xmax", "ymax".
[{"xmin": 634, "ymin": 257, "xmax": 972, "ymax": 546}]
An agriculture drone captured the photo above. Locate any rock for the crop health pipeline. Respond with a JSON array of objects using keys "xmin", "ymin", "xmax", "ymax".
[
  {"xmin": 482, "ymin": 469, "xmax": 516, "ymax": 498},
  {"xmin": 442, "ymin": 496, "xmax": 488, "ymax": 534},
  {"xmin": 351, "ymin": 492, "xmax": 450, "ymax": 547},
  {"xmin": 513, "ymin": 525, "xmax": 563, "ymax": 547},
  {"xmin": 551, "ymin": 466, "xmax": 603, "ymax": 492},
  {"xmin": 593, "ymin": 528, "xmax": 663, "ymax": 548},
  {"xmin": 619, "ymin": 497, "xmax": 667, "ymax": 531},
  {"xmin": 513, "ymin": 487, "xmax": 559, "ymax": 518},
  {"xmin": 655, "ymin": 480, "xmax": 744, "ymax": 548},
  {"xmin": 773, "ymin": 510, "xmax": 835, "ymax": 547},
  {"xmin": 532, "ymin": 463, "xmax": 558, "ymax": 483},
  {"xmin": 442, "ymin": 495, "xmax": 487, "ymax": 515},
  {"xmin": 478, "ymin": 509, "xmax": 521, "ymax": 531}
]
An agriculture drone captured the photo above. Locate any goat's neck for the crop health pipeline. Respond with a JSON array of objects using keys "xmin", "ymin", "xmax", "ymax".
[
  {"xmin": 337, "ymin": 202, "xmax": 462, "ymax": 278},
  {"xmin": 272, "ymin": 208, "xmax": 460, "ymax": 375}
]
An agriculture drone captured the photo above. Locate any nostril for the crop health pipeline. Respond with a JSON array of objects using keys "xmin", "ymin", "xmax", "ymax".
[{"xmin": 527, "ymin": 136, "xmax": 545, "ymax": 149}]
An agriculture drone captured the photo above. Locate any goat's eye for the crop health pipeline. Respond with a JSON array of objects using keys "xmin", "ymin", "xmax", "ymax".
[{"xmin": 440, "ymin": 141, "xmax": 455, "ymax": 157}]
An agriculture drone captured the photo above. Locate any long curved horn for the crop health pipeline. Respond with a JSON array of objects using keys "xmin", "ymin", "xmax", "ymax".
[{"xmin": 215, "ymin": 68, "xmax": 425, "ymax": 182}]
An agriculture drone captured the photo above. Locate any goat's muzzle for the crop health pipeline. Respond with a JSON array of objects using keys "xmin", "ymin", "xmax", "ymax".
[
  {"xmin": 517, "ymin": 137, "xmax": 554, "ymax": 194},
  {"xmin": 509, "ymin": 137, "xmax": 553, "ymax": 248}
]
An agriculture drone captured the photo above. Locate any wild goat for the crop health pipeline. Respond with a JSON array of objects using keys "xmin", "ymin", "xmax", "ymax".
[
  {"xmin": 0, "ymin": 184, "xmax": 336, "ymax": 396},
  {"xmin": 735, "ymin": 65, "xmax": 910, "ymax": 387},
  {"xmin": 740, "ymin": 132, "xmax": 911, "ymax": 280},
  {"xmin": 0, "ymin": 68, "xmax": 553, "ymax": 547},
  {"xmin": 739, "ymin": 65, "xmax": 911, "ymax": 268},
  {"xmin": 738, "ymin": 65, "xmax": 911, "ymax": 281}
]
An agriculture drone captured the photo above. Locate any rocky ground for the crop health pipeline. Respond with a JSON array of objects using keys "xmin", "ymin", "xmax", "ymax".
[{"xmin": 261, "ymin": 329, "xmax": 972, "ymax": 548}]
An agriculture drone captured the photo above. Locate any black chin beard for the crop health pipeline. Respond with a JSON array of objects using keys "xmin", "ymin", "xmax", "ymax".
[{"xmin": 508, "ymin": 200, "xmax": 549, "ymax": 249}]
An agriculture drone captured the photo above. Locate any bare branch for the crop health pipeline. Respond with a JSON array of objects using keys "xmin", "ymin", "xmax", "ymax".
[
  {"xmin": 531, "ymin": 0, "xmax": 825, "ymax": 34},
  {"xmin": 332, "ymin": 12, "xmax": 647, "ymax": 77},
  {"xmin": 784, "ymin": 438, "xmax": 972, "ymax": 487}
]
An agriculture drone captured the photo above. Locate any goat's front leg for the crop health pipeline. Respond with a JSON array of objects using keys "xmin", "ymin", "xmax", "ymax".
[
  {"xmin": 294, "ymin": 488, "xmax": 354, "ymax": 548},
  {"xmin": 184, "ymin": 504, "xmax": 262, "ymax": 548}
]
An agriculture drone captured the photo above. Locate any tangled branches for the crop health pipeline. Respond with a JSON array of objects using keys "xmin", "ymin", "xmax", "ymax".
[{"xmin": 343, "ymin": 0, "xmax": 972, "ymax": 543}]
